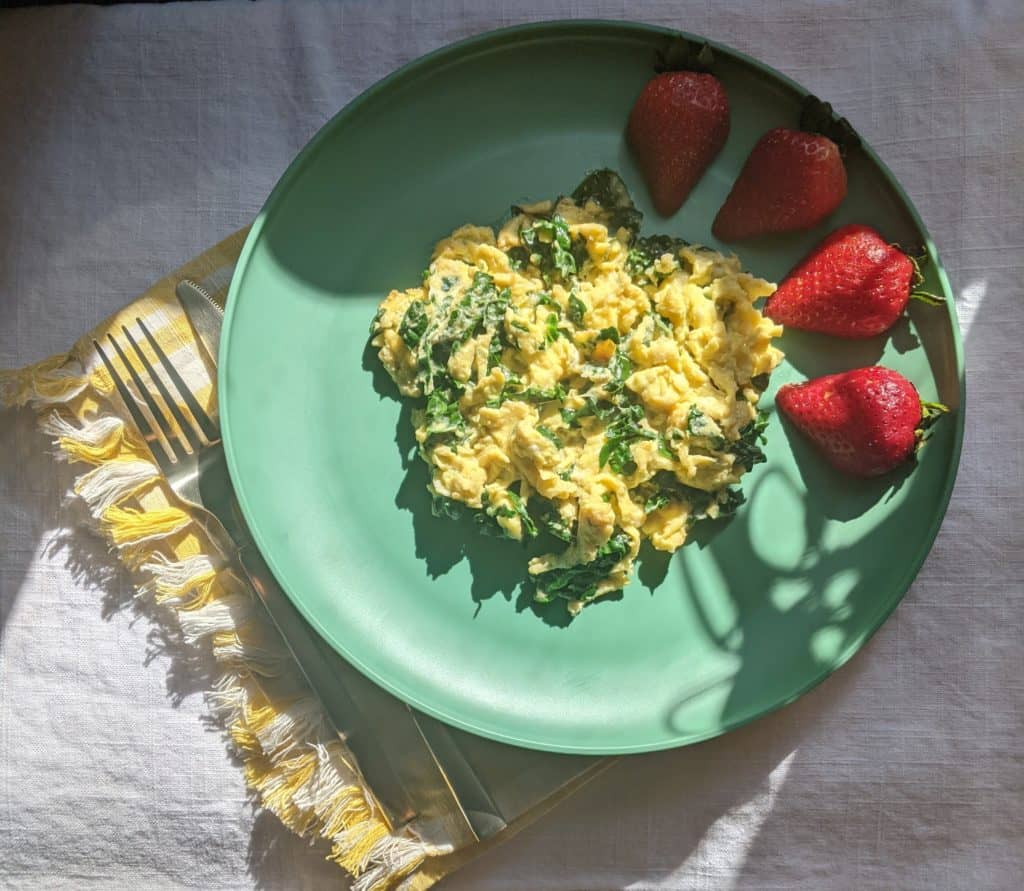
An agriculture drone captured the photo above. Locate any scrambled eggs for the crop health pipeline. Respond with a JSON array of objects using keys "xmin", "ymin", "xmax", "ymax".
[{"xmin": 371, "ymin": 171, "xmax": 783, "ymax": 615}]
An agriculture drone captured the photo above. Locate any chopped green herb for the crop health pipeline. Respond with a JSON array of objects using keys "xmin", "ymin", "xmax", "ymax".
[
  {"xmin": 531, "ymin": 499, "xmax": 574, "ymax": 542},
  {"xmin": 430, "ymin": 491, "xmax": 463, "ymax": 521},
  {"xmin": 368, "ymin": 306, "xmax": 384, "ymax": 335},
  {"xmin": 637, "ymin": 234, "xmax": 691, "ymax": 261},
  {"xmin": 489, "ymin": 381, "xmax": 567, "ymax": 409},
  {"xmin": 657, "ymin": 433, "xmax": 675, "ymax": 460},
  {"xmin": 599, "ymin": 402, "xmax": 656, "ymax": 474},
  {"xmin": 567, "ymin": 292, "xmax": 588, "ymax": 326},
  {"xmin": 423, "ymin": 389, "xmax": 465, "ymax": 441},
  {"xmin": 518, "ymin": 384, "xmax": 567, "ymax": 403},
  {"xmin": 560, "ymin": 405, "xmax": 586, "ymax": 427},
  {"xmin": 561, "ymin": 397, "xmax": 617, "ymax": 427},
  {"xmin": 716, "ymin": 487, "xmax": 746, "ymax": 517},
  {"xmin": 644, "ymin": 492, "xmax": 670, "ymax": 513},
  {"xmin": 398, "ymin": 300, "xmax": 429, "ymax": 349},
  {"xmin": 519, "ymin": 215, "xmax": 577, "ymax": 281},
  {"xmin": 731, "ymin": 412, "xmax": 769, "ymax": 471},
  {"xmin": 532, "ymin": 531, "xmax": 632, "ymax": 605},
  {"xmin": 626, "ymin": 234, "xmax": 691, "ymax": 281},
  {"xmin": 543, "ymin": 313, "xmax": 561, "ymax": 346},
  {"xmin": 625, "ymin": 248, "xmax": 650, "ymax": 277},
  {"xmin": 641, "ymin": 473, "xmax": 745, "ymax": 525},
  {"xmin": 603, "ymin": 350, "xmax": 633, "ymax": 396},
  {"xmin": 478, "ymin": 489, "xmax": 538, "ymax": 539},
  {"xmin": 486, "ymin": 333, "xmax": 505, "ymax": 371},
  {"xmin": 570, "ymin": 170, "xmax": 643, "ymax": 237},
  {"xmin": 536, "ymin": 425, "xmax": 564, "ymax": 448},
  {"xmin": 685, "ymin": 405, "xmax": 727, "ymax": 450}
]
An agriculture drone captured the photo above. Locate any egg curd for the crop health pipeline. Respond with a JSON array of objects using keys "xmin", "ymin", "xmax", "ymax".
[{"xmin": 370, "ymin": 171, "xmax": 783, "ymax": 616}]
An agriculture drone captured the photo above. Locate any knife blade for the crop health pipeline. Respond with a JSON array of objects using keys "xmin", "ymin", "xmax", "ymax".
[
  {"xmin": 175, "ymin": 277, "xmax": 507, "ymax": 844},
  {"xmin": 176, "ymin": 279, "xmax": 224, "ymax": 363}
]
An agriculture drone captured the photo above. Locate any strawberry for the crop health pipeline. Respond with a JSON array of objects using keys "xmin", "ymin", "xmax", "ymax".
[
  {"xmin": 627, "ymin": 38, "xmax": 730, "ymax": 217},
  {"xmin": 776, "ymin": 367, "xmax": 947, "ymax": 478},
  {"xmin": 712, "ymin": 97, "xmax": 856, "ymax": 241},
  {"xmin": 765, "ymin": 224, "xmax": 945, "ymax": 337}
]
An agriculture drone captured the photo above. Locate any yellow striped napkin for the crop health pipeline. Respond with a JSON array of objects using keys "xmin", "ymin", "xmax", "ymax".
[{"xmin": 2, "ymin": 229, "xmax": 602, "ymax": 890}]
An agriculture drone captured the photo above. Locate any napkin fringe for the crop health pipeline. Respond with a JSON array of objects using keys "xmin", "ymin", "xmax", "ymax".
[
  {"xmin": 0, "ymin": 354, "xmax": 88, "ymax": 405},
  {"xmin": 2, "ymin": 354, "xmax": 435, "ymax": 890},
  {"xmin": 75, "ymin": 459, "xmax": 161, "ymax": 514}
]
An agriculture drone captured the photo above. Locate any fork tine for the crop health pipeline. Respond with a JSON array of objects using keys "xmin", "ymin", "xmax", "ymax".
[
  {"xmin": 94, "ymin": 338, "xmax": 170, "ymax": 465},
  {"xmin": 137, "ymin": 317, "xmax": 219, "ymax": 443},
  {"xmin": 105, "ymin": 332, "xmax": 189, "ymax": 463},
  {"xmin": 121, "ymin": 323, "xmax": 206, "ymax": 454}
]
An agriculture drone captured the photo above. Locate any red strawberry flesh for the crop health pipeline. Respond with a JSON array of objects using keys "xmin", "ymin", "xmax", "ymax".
[
  {"xmin": 765, "ymin": 224, "xmax": 915, "ymax": 337},
  {"xmin": 627, "ymin": 71, "xmax": 730, "ymax": 216},
  {"xmin": 712, "ymin": 127, "xmax": 847, "ymax": 240},
  {"xmin": 776, "ymin": 367, "xmax": 922, "ymax": 477}
]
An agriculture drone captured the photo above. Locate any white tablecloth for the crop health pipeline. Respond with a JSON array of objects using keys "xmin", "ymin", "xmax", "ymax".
[{"xmin": 1, "ymin": 1, "xmax": 1021, "ymax": 888}]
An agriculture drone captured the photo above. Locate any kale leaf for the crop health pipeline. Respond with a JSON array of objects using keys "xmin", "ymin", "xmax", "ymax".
[
  {"xmin": 716, "ymin": 487, "xmax": 747, "ymax": 518},
  {"xmin": 657, "ymin": 432, "xmax": 675, "ymax": 460},
  {"xmin": 731, "ymin": 411, "xmax": 769, "ymax": 470},
  {"xmin": 530, "ymin": 499, "xmax": 574, "ymax": 543},
  {"xmin": 567, "ymin": 292, "xmax": 588, "ymax": 327},
  {"xmin": 438, "ymin": 272, "xmax": 503, "ymax": 351},
  {"xmin": 561, "ymin": 396, "xmax": 617, "ymax": 427},
  {"xmin": 519, "ymin": 215, "xmax": 577, "ymax": 281},
  {"xmin": 641, "ymin": 470, "xmax": 746, "ymax": 523},
  {"xmin": 477, "ymin": 489, "xmax": 538, "ymax": 540},
  {"xmin": 626, "ymin": 234, "xmax": 691, "ymax": 280},
  {"xmin": 430, "ymin": 491, "xmax": 464, "ymax": 521},
  {"xmin": 532, "ymin": 531, "xmax": 632, "ymax": 605},
  {"xmin": 685, "ymin": 405, "xmax": 727, "ymax": 451},
  {"xmin": 536, "ymin": 425, "xmax": 564, "ymax": 448},
  {"xmin": 570, "ymin": 170, "xmax": 643, "ymax": 238},
  {"xmin": 603, "ymin": 349, "xmax": 633, "ymax": 396},
  {"xmin": 398, "ymin": 300, "xmax": 429, "ymax": 349},
  {"xmin": 644, "ymin": 492, "xmax": 671, "ymax": 514},
  {"xmin": 423, "ymin": 389, "xmax": 465, "ymax": 441},
  {"xmin": 598, "ymin": 402, "xmax": 656, "ymax": 474},
  {"xmin": 487, "ymin": 381, "xmax": 567, "ymax": 409},
  {"xmin": 518, "ymin": 384, "xmax": 567, "ymax": 403},
  {"xmin": 543, "ymin": 312, "xmax": 562, "ymax": 346}
]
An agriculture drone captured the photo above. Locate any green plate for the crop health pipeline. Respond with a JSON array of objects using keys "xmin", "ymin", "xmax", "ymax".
[{"xmin": 220, "ymin": 21, "xmax": 964, "ymax": 754}]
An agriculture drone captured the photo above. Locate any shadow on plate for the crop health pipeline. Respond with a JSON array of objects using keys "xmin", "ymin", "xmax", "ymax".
[{"xmin": 665, "ymin": 447, "xmax": 927, "ymax": 738}]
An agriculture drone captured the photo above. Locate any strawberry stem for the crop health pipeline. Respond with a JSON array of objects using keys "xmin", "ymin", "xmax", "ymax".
[
  {"xmin": 654, "ymin": 35, "xmax": 714, "ymax": 74},
  {"xmin": 798, "ymin": 95, "xmax": 861, "ymax": 156},
  {"xmin": 907, "ymin": 254, "xmax": 945, "ymax": 305},
  {"xmin": 915, "ymin": 400, "xmax": 949, "ymax": 449}
]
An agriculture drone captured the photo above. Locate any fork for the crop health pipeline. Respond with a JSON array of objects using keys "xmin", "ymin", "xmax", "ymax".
[
  {"xmin": 94, "ymin": 321, "xmax": 229, "ymax": 533},
  {"xmin": 92, "ymin": 319, "xmax": 493, "ymax": 846}
]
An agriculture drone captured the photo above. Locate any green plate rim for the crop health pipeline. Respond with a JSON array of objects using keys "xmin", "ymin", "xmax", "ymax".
[{"xmin": 219, "ymin": 19, "xmax": 966, "ymax": 754}]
